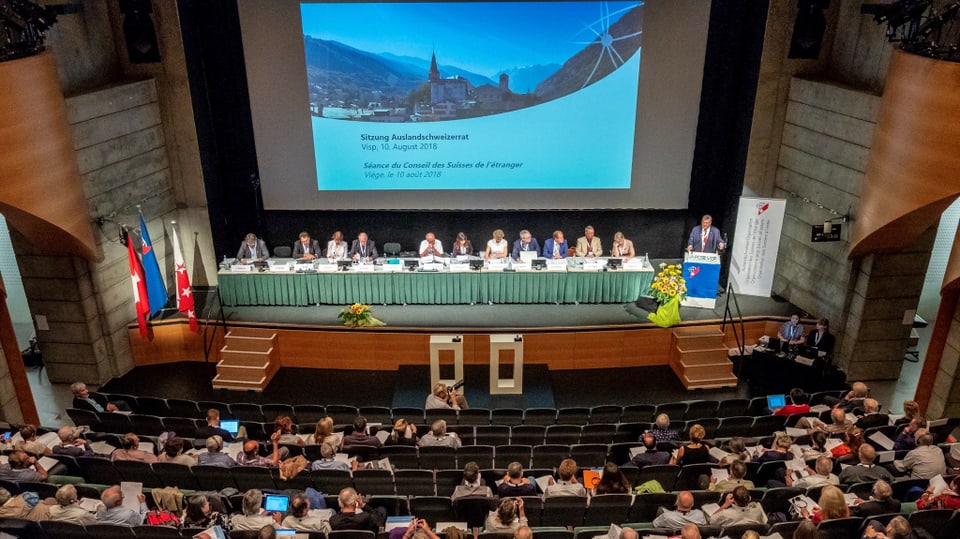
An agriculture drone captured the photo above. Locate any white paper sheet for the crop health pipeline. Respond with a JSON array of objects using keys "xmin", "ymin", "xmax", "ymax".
[{"xmin": 121, "ymin": 482, "xmax": 143, "ymax": 513}]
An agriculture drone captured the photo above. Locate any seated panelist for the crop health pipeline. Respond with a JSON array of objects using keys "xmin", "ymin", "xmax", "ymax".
[
  {"xmin": 236, "ymin": 233, "xmax": 269, "ymax": 264},
  {"xmin": 485, "ymin": 229, "xmax": 509, "ymax": 260},
  {"xmin": 806, "ymin": 318, "xmax": 835, "ymax": 355},
  {"xmin": 575, "ymin": 226, "xmax": 602, "ymax": 257},
  {"xmin": 542, "ymin": 230, "xmax": 569, "ymax": 259},
  {"xmin": 419, "ymin": 232, "xmax": 444, "ymax": 259},
  {"xmin": 610, "ymin": 231, "xmax": 635, "ymax": 260},
  {"xmin": 293, "ymin": 231, "xmax": 321, "ymax": 260},
  {"xmin": 327, "ymin": 230, "xmax": 348, "ymax": 260},
  {"xmin": 348, "ymin": 232, "xmax": 378, "ymax": 261},
  {"xmin": 451, "ymin": 232, "xmax": 473, "ymax": 257},
  {"xmin": 511, "ymin": 229, "xmax": 540, "ymax": 260}
]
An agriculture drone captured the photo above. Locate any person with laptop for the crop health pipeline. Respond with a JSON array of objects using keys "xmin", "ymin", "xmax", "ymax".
[
  {"xmin": 231, "ymin": 489, "xmax": 281, "ymax": 531},
  {"xmin": 197, "ymin": 409, "xmax": 241, "ymax": 442},
  {"xmin": 511, "ymin": 230, "xmax": 540, "ymax": 260},
  {"xmin": 771, "ymin": 388, "xmax": 810, "ymax": 416}
]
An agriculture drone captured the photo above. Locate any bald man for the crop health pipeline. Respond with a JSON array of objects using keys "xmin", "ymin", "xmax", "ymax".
[
  {"xmin": 652, "ymin": 491, "xmax": 707, "ymax": 528},
  {"xmin": 96, "ymin": 485, "xmax": 148, "ymax": 525}
]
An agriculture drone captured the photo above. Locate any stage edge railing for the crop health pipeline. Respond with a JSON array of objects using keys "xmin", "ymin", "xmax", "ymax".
[
  {"xmin": 200, "ymin": 287, "xmax": 228, "ymax": 365},
  {"xmin": 720, "ymin": 282, "xmax": 746, "ymax": 380}
]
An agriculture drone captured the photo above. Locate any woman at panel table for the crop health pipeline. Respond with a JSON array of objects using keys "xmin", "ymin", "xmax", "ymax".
[
  {"xmin": 451, "ymin": 232, "xmax": 473, "ymax": 257},
  {"xmin": 326, "ymin": 230, "xmax": 348, "ymax": 260},
  {"xmin": 610, "ymin": 231, "xmax": 636, "ymax": 260},
  {"xmin": 805, "ymin": 317, "xmax": 835, "ymax": 355},
  {"xmin": 485, "ymin": 229, "xmax": 509, "ymax": 261}
]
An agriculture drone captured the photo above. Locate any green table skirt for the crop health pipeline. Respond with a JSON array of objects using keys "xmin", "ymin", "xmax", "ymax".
[{"xmin": 218, "ymin": 270, "xmax": 653, "ymax": 306}]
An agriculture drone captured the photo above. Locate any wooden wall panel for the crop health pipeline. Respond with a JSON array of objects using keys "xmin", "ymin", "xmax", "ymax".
[
  {"xmin": 523, "ymin": 333, "xmax": 578, "ymax": 369},
  {"xmin": 572, "ymin": 330, "xmax": 627, "ymax": 369},
  {"xmin": 129, "ymin": 322, "xmax": 210, "ymax": 365}
]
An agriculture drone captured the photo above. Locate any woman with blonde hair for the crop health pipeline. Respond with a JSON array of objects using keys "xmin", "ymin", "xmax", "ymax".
[
  {"xmin": 671, "ymin": 424, "xmax": 711, "ymax": 466},
  {"xmin": 307, "ymin": 417, "xmax": 338, "ymax": 446},
  {"xmin": 610, "ymin": 231, "xmax": 635, "ymax": 259},
  {"xmin": 485, "ymin": 229, "xmax": 509, "ymax": 260},
  {"xmin": 384, "ymin": 418, "xmax": 418, "ymax": 446},
  {"xmin": 802, "ymin": 485, "xmax": 849, "ymax": 523}
]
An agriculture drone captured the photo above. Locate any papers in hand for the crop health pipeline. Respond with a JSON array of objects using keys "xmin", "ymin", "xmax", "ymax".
[
  {"xmin": 121, "ymin": 482, "xmax": 143, "ymax": 513},
  {"xmin": 929, "ymin": 474, "xmax": 949, "ymax": 495},
  {"xmin": 823, "ymin": 438, "xmax": 843, "ymax": 452},
  {"xmin": 629, "ymin": 446, "xmax": 647, "ymax": 458},
  {"xmin": 708, "ymin": 446, "xmax": 730, "ymax": 461},
  {"xmin": 843, "ymin": 492, "xmax": 860, "ymax": 506},
  {"xmin": 77, "ymin": 498, "xmax": 103, "ymax": 512},
  {"xmin": 701, "ymin": 503, "xmax": 720, "ymax": 515},
  {"xmin": 375, "ymin": 430, "xmax": 390, "ymax": 444},
  {"xmin": 38, "ymin": 456, "xmax": 58, "ymax": 471},
  {"xmin": 710, "ymin": 468, "xmax": 729, "ymax": 482},
  {"xmin": 868, "ymin": 431, "xmax": 895, "ymax": 451},
  {"xmin": 786, "ymin": 427, "xmax": 807, "ymax": 437},
  {"xmin": 90, "ymin": 441, "xmax": 116, "ymax": 455},
  {"xmin": 535, "ymin": 475, "xmax": 554, "ymax": 493},
  {"xmin": 605, "ymin": 523, "xmax": 622, "ymax": 539},
  {"xmin": 334, "ymin": 453, "xmax": 358, "ymax": 466}
]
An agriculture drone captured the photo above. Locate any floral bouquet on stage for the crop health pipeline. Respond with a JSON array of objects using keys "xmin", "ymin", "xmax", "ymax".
[
  {"xmin": 337, "ymin": 303, "xmax": 385, "ymax": 327},
  {"xmin": 650, "ymin": 263, "xmax": 687, "ymax": 305}
]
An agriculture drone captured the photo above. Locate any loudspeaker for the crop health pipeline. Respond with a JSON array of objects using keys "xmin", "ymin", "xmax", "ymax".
[
  {"xmin": 788, "ymin": 0, "xmax": 829, "ymax": 59},
  {"xmin": 119, "ymin": 0, "xmax": 161, "ymax": 63}
]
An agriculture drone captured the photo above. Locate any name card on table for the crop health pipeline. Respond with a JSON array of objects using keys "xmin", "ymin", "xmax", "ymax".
[
  {"xmin": 294, "ymin": 263, "xmax": 316, "ymax": 272},
  {"xmin": 230, "ymin": 264, "xmax": 254, "ymax": 272},
  {"xmin": 486, "ymin": 260, "xmax": 505, "ymax": 272},
  {"xmin": 269, "ymin": 263, "xmax": 292, "ymax": 272},
  {"xmin": 352, "ymin": 264, "xmax": 375, "ymax": 273},
  {"xmin": 316, "ymin": 263, "xmax": 338, "ymax": 272},
  {"xmin": 381, "ymin": 261, "xmax": 403, "ymax": 272},
  {"xmin": 448, "ymin": 262, "xmax": 471, "ymax": 272},
  {"xmin": 546, "ymin": 259, "xmax": 568, "ymax": 271},
  {"xmin": 582, "ymin": 259, "xmax": 603, "ymax": 271},
  {"xmin": 513, "ymin": 262, "xmax": 532, "ymax": 272}
]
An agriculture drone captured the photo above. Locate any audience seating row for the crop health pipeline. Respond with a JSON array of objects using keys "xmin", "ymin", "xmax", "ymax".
[{"xmin": 95, "ymin": 395, "xmax": 855, "ymax": 424}]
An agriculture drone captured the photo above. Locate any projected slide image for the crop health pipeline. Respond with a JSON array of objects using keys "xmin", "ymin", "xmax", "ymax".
[{"xmin": 300, "ymin": 1, "xmax": 644, "ymax": 191}]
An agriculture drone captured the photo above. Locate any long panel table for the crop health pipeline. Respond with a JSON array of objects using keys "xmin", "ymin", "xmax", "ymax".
[{"xmin": 218, "ymin": 265, "xmax": 653, "ymax": 306}]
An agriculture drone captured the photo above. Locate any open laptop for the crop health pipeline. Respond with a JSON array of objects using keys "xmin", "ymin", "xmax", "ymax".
[
  {"xmin": 766, "ymin": 337, "xmax": 783, "ymax": 352},
  {"xmin": 264, "ymin": 494, "xmax": 289, "ymax": 512},
  {"xmin": 766, "ymin": 394, "xmax": 786, "ymax": 410},
  {"xmin": 519, "ymin": 251, "xmax": 537, "ymax": 263},
  {"xmin": 797, "ymin": 345, "xmax": 819, "ymax": 359},
  {"xmin": 219, "ymin": 419, "xmax": 240, "ymax": 436}
]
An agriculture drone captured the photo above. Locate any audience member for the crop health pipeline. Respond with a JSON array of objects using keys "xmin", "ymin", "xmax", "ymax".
[
  {"xmin": 111, "ymin": 433, "xmax": 157, "ymax": 463},
  {"xmin": 916, "ymin": 475, "xmax": 960, "ymax": 510},
  {"xmin": 893, "ymin": 417, "xmax": 926, "ymax": 451},
  {"xmin": 806, "ymin": 407, "xmax": 854, "ymax": 435},
  {"xmin": 340, "ymin": 417, "xmax": 382, "ymax": 449},
  {"xmin": 753, "ymin": 433, "xmax": 794, "ymax": 463},
  {"xmin": 306, "ymin": 416, "xmax": 338, "ymax": 446},
  {"xmin": 237, "ymin": 432, "xmax": 282, "ymax": 467},
  {"xmin": 310, "ymin": 442, "xmax": 355, "ymax": 473},
  {"xmin": 671, "ymin": 424, "xmax": 710, "ymax": 466},
  {"xmin": 198, "ymin": 436, "xmax": 236, "ymax": 468},
  {"xmin": 594, "ymin": 462, "xmax": 632, "ymax": 494},
  {"xmin": 96, "ymin": 485, "xmax": 147, "ymax": 526},
  {"xmin": 48, "ymin": 484, "xmax": 96, "ymax": 525},
  {"xmin": 801, "ymin": 431, "xmax": 831, "ymax": 461},
  {"xmin": 618, "ymin": 528, "xmax": 639, "ymax": 539},
  {"xmin": 158, "ymin": 437, "xmax": 196, "ymax": 466},
  {"xmin": 794, "ymin": 520, "xmax": 819, "ymax": 539},
  {"xmin": 896, "ymin": 400, "xmax": 922, "ymax": 427},
  {"xmin": 839, "ymin": 445, "xmax": 894, "ymax": 486},
  {"xmin": 451, "ymin": 461, "xmax": 493, "ymax": 500},
  {"xmin": 542, "ymin": 458, "xmax": 587, "ymax": 499},
  {"xmin": 70, "ymin": 381, "xmax": 130, "ymax": 412},
  {"xmin": 650, "ymin": 413, "xmax": 679, "ymax": 443},
  {"xmin": 182, "ymin": 494, "xmax": 231, "ymax": 531},
  {"xmin": 680, "ymin": 524, "xmax": 701, "ymax": 539},
  {"xmin": 196, "ymin": 408, "xmax": 237, "ymax": 442},
  {"xmin": 274, "ymin": 415, "xmax": 303, "ymax": 446},
  {"xmin": 259, "ymin": 526, "xmax": 277, "ymax": 539},
  {"xmin": 802, "ymin": 485, "xmax": 849, "ymax": 523},
  {"xmin": 709, "ymin": 460, "xmax": 754, "ymax": 492},
  {"xmin": 52, "ymin": 426, "xmax": 94, "ymax": 457},
  {"xmin": 855, "ymin": 398, "xmax": 889, "ymax": 430},
  {"xmin": 852, "ymin": 480, "xmax": 901, "ymax": 518},
  {"xmin": 773, "ymin": 388, "xmax": 811, "ymax": 416},
  {"xmin": 498, "ymin": 461, "xmax": 538, "ymax": 497},
  {"xmin": 0, "ymin": 486, "xmax": 54, "ymax": 520},
  {"xmin": 402, "ymin": 518, "xmax": 443, "ymax": 539},
  {"xmin": 708, "ymin": 486, "xmax": 767, "ymax": 527},
  {"xmin": 418, "ymin": 419, "xmax": 461, "ymax": 448},
  {"xmin": 833, "ymin": 381, "xmax": 870, "ymax": 413},
  {"xmin": 14, "ymin": 424, "xmax": 51, "ymax": 456},
  {"xmin": 651, "ymin": 490, "xmax": 707, "ymax": 528},
  {"xmin": 384, "ymin": 418, "xmax": 417, "ymax": 446},
  {"xmin": 831, "ymin": 427, "xmax": 864, "ymax": 461},
  {"xmin": 516, "ymin": 525, "xmax": 535, "ymax": 539},
  {"xmin": 231, "ymin": 489, "xmax": 280, "ymax": 531},
  {"xmin": 895, "ymin": 431, "xmax": 946, "ymax": 479},
  {"xmin": 631, "ymin": 431, "xmax": 671, "ymax": 468},
  {"xmin": 787, "ymin": 456, "xmax": 839, "ymax": 488},
  {"xmin": 484, "ymin": 497, "xmax": 528, "ymax": 532},
  {"xmin": 425, "ymin": 383, "xmax": 464, "ymax": 410},
  {"xmin": 330, "ymin": 488, "xmax": 386, "ymax": 533},
  {"xmin": 718, "ymin": 437, "xmax": 751, "ymax": 465},
  {"xmin": 0, "ymin": 450, "xmax": 47, "ymax": 482},
  {"xmin": 862, "ymin": 515, "xmax": 923, "ymax": 539}
]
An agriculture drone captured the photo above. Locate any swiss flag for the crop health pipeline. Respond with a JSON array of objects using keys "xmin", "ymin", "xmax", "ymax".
[
  {"xmin": 170, "ymin": 223, "xmax": 198, "ymax": 332},
  {"xmin": 126, "ymin": 231, "xmax": 151, "ymax": 339}
]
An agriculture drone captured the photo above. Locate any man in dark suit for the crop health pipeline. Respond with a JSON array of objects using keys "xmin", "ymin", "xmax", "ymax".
[
  {"xmin": 542, "ymin": 230, "xmax": 569, "ymax": 259},
  {"xmin": 292, "ymin": 231, "xmax": 321, "ymax": 260},
  {"xmin": 348, "ymin": 232, "xmax": 378, "ymax": 261},
  {"xmin": 851, "ymin": 480, "xmax": 900, "ymax": 518},
  {"xmin": 236, "ymin": 233, "xmax": 269, "ymax": 263},
  {"xmin": 70, "ymin": 382, "xmax": 130, "ymax": 412},
  {"xmin": 686, "ymin": 214, "xmax": 724, "ymax": 253},
  {"xmin": 855, "ymin": 398, "xmax": 889, "ymax": 430},
  {"xmin": 511, "ymin": 229, "xmax": 540, "ymax": 260}
]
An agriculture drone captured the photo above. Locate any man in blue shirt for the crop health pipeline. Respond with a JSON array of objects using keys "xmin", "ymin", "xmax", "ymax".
[
  {"xmin": 511, "ymin": 230, "xmax": 540, "ymax": 260},
  {"xmin": 96, "ymin": 485, "xmax": 148, "ymax": 525}
]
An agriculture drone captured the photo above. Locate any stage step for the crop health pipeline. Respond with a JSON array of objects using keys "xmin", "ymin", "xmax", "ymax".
[
  {"xmin": 216, "ymin": 329, "xmax": 279, "ymax": 391},
  {"xmin": 669, "ymin": 326, "xmax": 736, "ymax": 390}
]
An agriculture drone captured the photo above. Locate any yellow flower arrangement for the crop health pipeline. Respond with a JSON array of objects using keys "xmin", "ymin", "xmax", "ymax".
[
  {"xmin": 649, "ymin": 263, "xmax": 687, "ymax": 305},
  {"xmin": 337, "ymin": 303, "xmax": 386, "ymax": 327}
]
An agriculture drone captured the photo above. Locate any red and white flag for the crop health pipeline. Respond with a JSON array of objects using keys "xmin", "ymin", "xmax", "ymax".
[
  {"xmin": 170, "ymin": 222, "xmax": 198, "ymax": 332},
  {"xmin": 126, "ymin": 231, "xmax": 151, "ymax": 339}
]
